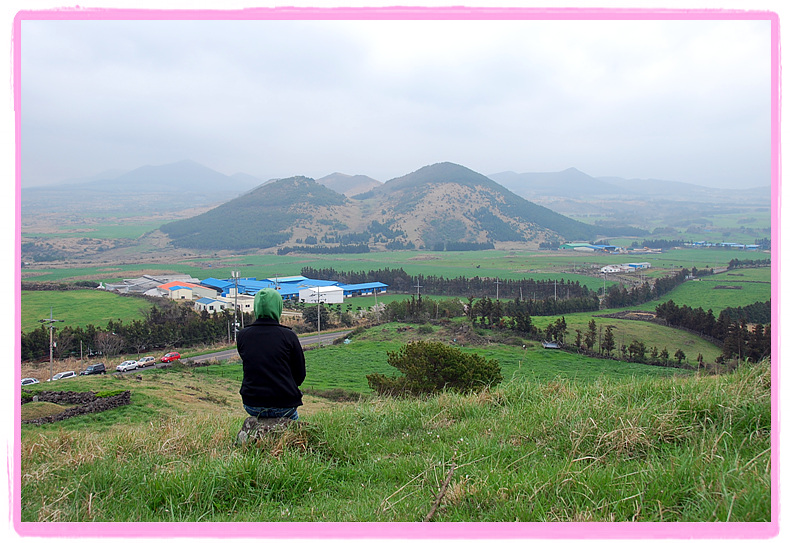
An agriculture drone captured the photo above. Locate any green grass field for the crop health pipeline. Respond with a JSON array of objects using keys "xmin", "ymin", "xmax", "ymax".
[
  {"xmin": 19, "ymin": 358, "xmax": 771, "ymax": 523},
  {"xmin": 21, "ymin": 290, "xmax": 155, "ymax": 333},
  {"xmin": 23, "ymin": 246, "xmax": 767, "ymax": 287},
  {"xmin": 629, "ymin": 268, "xmax": 771, "ymax": 314},
  {"xmin": 22, "ymin": 221, "xmax": 168, "ymax": 240},
  {"xmin": 529, "ymin": 313, "xmax": 722, "ymax": 364}
]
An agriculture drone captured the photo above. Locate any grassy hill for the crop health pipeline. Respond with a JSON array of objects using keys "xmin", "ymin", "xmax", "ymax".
[
  {"xmin": 19, "ymin": 354, "xmax": 771, "ymax": 523},
  {"xmin": 160, "ymin": 176, "xmax": 350, "ymax": 250},
  {"xmin": 157, "ymin": 163, "xmax": 630, "ymax": 252}
]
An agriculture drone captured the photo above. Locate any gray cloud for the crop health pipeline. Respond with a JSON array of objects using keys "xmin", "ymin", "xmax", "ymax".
[{"xmin": 20, "ymin": 17, "xmax": 772, "ymax": 189}]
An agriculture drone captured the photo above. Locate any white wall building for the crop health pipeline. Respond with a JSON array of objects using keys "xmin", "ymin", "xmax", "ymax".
[
  {"xmin": 218, "ymin": 293, "xmax": 256, "ymax": 314},
  {"xmin": 299, "ymin": 286, "xmax": 345, "ymax": 304}
]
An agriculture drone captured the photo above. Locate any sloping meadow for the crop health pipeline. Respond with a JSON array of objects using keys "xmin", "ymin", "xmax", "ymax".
[{"xmin": 20, "ymin": 360, "xmax": 770, "ymax": 523}]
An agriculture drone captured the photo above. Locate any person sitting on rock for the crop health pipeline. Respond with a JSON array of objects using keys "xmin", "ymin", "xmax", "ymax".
[{"xmin": 237, "ymin": 288, "xmax": 306, "ymax": 420}]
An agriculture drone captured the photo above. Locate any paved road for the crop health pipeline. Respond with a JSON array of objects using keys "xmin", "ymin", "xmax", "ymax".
[
  {"xmin": 186, "ymin": 330, "xmax": 348, "ymax": 364},
  {"xmin": 115, "ymin": 330, "xmax": 350, "ymax": 373}
]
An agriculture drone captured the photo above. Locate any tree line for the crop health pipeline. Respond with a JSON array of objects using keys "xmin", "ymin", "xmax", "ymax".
[
  {"xmin": 655, "ymin": 299, "xmax": 771, "ymax": 362},
  {"xmin": 21, "ymin": 302, "xmax": 235, "ymax": 363},
  {"xmin": 601, "ymin": 267, "xmax": 694, "ymax": 309},
  {"xmin": 300, "ymin": 266, "xmax": 596, "ymax": 300}
]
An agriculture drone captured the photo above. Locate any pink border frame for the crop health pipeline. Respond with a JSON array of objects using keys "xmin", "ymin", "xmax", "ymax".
[{"xmin": 11, "ymin": 5, "xmax": 781, "ymax": 540}]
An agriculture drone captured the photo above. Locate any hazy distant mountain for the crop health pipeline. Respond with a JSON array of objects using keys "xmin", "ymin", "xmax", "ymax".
[
  {"xmin": 21, "ymin": 160, "xmax": 264, "ymax": 215},
  {"xmin": 490, "ymin": 168, "xmax": 634, "ymax": 198},
  {"xmin": 159, "ymin": 162, "xmax": 625, "ymax": 251},
  {"xmin": 65, "ymin": 159, "xmax": 235, "ymax": 193},
  {"xmin": 489, "ymin": 168, "xmax": 769, "ymax": 204},
  {"xmin": 229, "ymin": 172, "xmax": 269, "ymax": 192},
  {"xmin": 597, "ymin": 175, "xmax": 770, "ymax": 202},
  {"xmin": 317, "ymin": 172, "xmax": 382, "ymax": 197},
  {"xmin": 54, "ymin": 168, "xmax": 129, "ymax": 186}
]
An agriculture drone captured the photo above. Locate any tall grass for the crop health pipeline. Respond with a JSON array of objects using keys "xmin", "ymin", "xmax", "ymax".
[{"xmin": 20, "ymin": 360, "xmax": 771, "ymax": 522}]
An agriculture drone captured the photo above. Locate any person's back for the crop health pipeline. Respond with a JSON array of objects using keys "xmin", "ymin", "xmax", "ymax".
[{"xmin": 237, "ymin": 288, "xmax": 306, "ymax": 419}]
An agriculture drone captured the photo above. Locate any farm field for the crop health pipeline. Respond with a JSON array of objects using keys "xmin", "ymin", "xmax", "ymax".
[
  {"xmin": 298, "ymin": 323, "xmax": 689, "ymax": 393},
  {"xmin": 528, "ymin": 313, "xmax": 723, "ymax": 364},
  {"xmin": 20, "ymin": 290, "xmax": 155, "ymax": 334},
  {"xmin": 20, "ymin": 246, "xmax": 767, "ymax": 295},
  {"xmin": 21, "ymin": 221, "xmax": 168, "ymax": 240},
  {"xmin": 629, "ymin": 268, "xmax": 771, "ymax": 315}
]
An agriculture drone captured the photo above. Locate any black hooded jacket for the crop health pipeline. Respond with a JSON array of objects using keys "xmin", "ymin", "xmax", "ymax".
[{"xmin": 237, "ymin": 289, "xmax": 306, "ymax": 408}]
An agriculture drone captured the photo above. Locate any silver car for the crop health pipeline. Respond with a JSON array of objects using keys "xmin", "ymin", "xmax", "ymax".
[
  {"xmin": 116, "ymin": 360, "xmax": 138, "ymax": 372},
  {"xmin": 47, "ymin": 371, "xmax": 76, "ymax": 382}
]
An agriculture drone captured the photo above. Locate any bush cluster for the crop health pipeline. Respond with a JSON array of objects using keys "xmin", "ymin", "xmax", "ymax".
[{"xmin": 366, "ymin": 340, "xmax": 502, "ymax": 396}]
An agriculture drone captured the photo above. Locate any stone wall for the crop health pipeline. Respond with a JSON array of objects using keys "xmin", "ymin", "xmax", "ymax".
[{"xmin": 22, "ymin": 391, "xmax": 131, "ymax": 425}]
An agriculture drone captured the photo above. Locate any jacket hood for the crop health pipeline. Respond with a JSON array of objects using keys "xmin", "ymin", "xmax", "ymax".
[{"xmin": 254, "ymin": 288, "xmax": 283, "ymax": 321}]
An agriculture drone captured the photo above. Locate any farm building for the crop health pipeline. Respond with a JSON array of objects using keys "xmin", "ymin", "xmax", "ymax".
[
  {"xmin": 99, "ymin": 274, "xmax": 201, "ymax": 295},
  {"xmin": 194, "ymin": 297, "xmax": 228, "ymax": 314},
  {"xmin": 198, "ymin": 276, "xmax": 388, "ymax": 301},
  {"xmin": 298, "ymin": 285, "xmax": 345, "ymax": 304},
  {"xmin": 156, "ymin": 281, "xmax": 220, "ymax": 301},
  {"xmin": 342, "ymin": 282, "xmax": 388, "ymax": 297},
  {"xmin": 559, "ymin": 243, "xmax": 623, "ymax": 253},
  {"xmin": 217, "ymin": 293, "xmax": 255, "ymax": 314}
]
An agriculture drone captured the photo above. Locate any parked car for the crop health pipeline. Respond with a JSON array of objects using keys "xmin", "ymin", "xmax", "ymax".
[
  {"xmin": 116, "ymin": 360, "xmax": 138, "ymax": 372},
  {"xmin": 80, "ymin": 363, "xmax": 106, "ymax": 376},
  {"xmin": 21, "ymin": 377, "xmax": 40, "ymax": 386},
  {"xmin": 137, "ymin": 356, "xmax": 156, "ymax": 368},
  {"xmin": 160, "ymin": 352, "xmax": 181, "ymax": 363},
  {"xmin": 47, "ymin": 371, "xmax": 76, "ymax": 382}
]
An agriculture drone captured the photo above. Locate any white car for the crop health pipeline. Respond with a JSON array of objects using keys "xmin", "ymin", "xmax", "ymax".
[
  {"xmin": 116, "ymin": 360, "xmax": 138, "ymax": 372},
  {"xmin": 46, "ymin": 371, "xmax": 76, "ymax": 382},
  {"xmin": 21, "ymin": 377, "xmax": 40, "ymax": 386}
]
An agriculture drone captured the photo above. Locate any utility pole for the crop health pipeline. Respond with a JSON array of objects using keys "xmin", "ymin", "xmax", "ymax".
[
  {"xmin": 39, "ymin": 308, "xmax": 63, "ymax": 382},
  {"xmin": 232, "ymin": 271, "xmax": 240, "ymax": 341},
  {"xmin": 373, "ymin": 287, "xmax": 379, "ymax": 322},
  {"xmin": 494, "ymin": 279, "xmax": 502, "ymax": 301},
  {"xmin": 316, "ymin": 286, "xmax": 323, "ymax": 348}
]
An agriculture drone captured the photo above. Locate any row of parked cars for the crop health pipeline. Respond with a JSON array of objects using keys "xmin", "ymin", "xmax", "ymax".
[{"xmin": 21, "ymin": 352, "xmax": 182, "ymax": 386}]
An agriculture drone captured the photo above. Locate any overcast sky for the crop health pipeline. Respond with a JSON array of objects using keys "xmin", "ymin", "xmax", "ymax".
[{"xmin": 20, "ymin": 12, "xmax": 773, "ymax": 189}]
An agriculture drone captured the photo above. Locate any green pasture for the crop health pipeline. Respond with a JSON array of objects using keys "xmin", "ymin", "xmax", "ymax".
[
  {"xmin": 22, "ymin": 221, "xmax": 167, "ymax": 240},
  {"xmin": 21, "ymin": 264, "xmax": 203, "ymax": 284},
  {"xmin": 529, "ymin": 313, "xmax": 722, "ymax": 364},
  {"xmin": 20, "ymin": 290, "xmax": 155, "ymax": 334},
  {"xmin": 301, "ymin": 323, "xmax": 689, "ymax": 393},
  {"xmin": 629, "ymin": 268, "xmax": 771, "ymax": 315},
  {"xmin": 22, "ymin": 247, "xmax": 767, "ymax": 288}
]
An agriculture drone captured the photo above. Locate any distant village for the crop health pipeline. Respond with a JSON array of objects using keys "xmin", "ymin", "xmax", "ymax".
[
  {"xmin": 99, "ymin": 275, "xmax": 388, "ymax": 315},
  {"xmin": 559, "ymin": 241, "xmax": 762, "ymax": 253},
  {"xmin": 95, "ymin": 238, "xmax": 765, "ymax": 317}
]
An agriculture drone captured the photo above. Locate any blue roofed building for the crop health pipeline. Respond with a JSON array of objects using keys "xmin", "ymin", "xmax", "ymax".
[{"xmin": 198, "ymin": 275, "xmax": 389, "ymax": 304}]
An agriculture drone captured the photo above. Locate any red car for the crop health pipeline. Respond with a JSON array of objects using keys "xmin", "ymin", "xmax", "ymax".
[{"xmin": 160, "ymin": 352, "xmax": 181, "ymax": 363}]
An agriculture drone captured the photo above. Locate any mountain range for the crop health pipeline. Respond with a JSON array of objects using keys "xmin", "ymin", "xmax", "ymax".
[
  {"xmin": 158, "ymin": 162, "xmax": 644, "ymax": 251},
  {"xmin": 21, "ymin": 159, "xmax": 770, "ymax": 252}
]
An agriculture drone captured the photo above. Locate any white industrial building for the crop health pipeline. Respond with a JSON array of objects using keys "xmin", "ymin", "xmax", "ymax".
[{"xmin": 298, "ymin": 285, "xmax": 345, "ymax": 304}]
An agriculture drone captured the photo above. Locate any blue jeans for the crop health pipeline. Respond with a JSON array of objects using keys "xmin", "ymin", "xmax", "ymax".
[{"xmin": 243, "ymin": 405, "xmax": 299, "ymax": 420}]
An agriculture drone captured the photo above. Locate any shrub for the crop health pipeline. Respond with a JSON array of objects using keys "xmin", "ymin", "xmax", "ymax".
[{"xmin": 366, "ymin": 341, "xmax": 502, "ymax": 396}]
